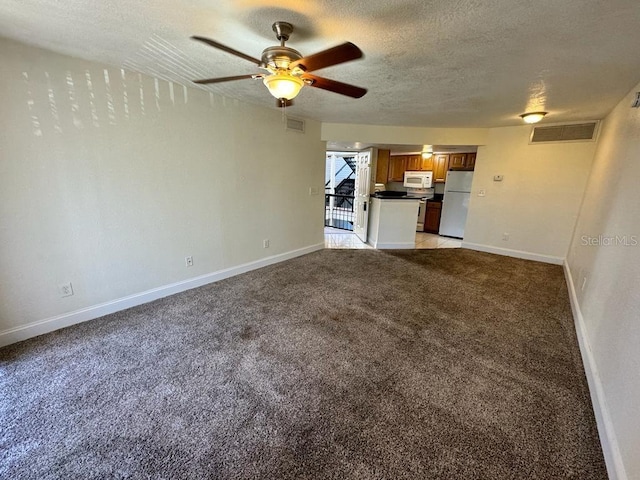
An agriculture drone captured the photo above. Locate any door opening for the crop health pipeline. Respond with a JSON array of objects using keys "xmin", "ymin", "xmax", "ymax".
[{"xmin": 325, "ymin": 152, "xmax": 357, "ymax": 231}]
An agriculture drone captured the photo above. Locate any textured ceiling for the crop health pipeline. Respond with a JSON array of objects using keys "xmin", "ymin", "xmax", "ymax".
[{"xmin": 1, "ymin": 0, "xmax": 640, "ymax": 127}]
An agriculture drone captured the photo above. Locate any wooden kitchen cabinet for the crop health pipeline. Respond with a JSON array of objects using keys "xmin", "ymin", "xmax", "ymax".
[
  {"xmin": 424, "ymin": 201, "xmax": 442, "ymax": 233},
  {"xmin": 433, "ymin": 154, "xmax": 450, "ymax": 183},
  {"xmin": 406, "ymin": 155, "xmax": 421, "ymax": 171},
  {"xmin": 449, "ymin": 153, "xmax": 466, "ymax": 169},
  {"xmin": 420, "ymin": 155, "xmax": 434, "ymax": 171},
  {"xmin": 450, "ymin": 152, "xmax": 476, "ymax": 171},
  {"xmin": 465, "ymin": 153, "xmax": 476, "ymax": 170},
  {"xmin": 388, "ymin": 155, "xmax": 407, "ymax": 182},
  {"xmin": 407, "ymin": 154, "xmax": 435, "ymax": 171},
  {"xmin": 375, "ymin": 149, "xmax": 390, "ymax": 183}
]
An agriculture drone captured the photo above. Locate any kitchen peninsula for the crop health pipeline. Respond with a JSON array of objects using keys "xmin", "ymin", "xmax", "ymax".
[{"xmin": 367, "ymin": 193, "xmax": 420, "ymax": 248}]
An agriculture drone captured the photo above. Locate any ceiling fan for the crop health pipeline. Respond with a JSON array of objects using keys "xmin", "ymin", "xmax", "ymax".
[{"xmin": 191, "ymin": 21, "xmax": 367, "ymax": 107}]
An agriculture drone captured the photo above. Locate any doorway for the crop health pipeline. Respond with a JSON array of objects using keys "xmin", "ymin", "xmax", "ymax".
[{"xmin": 324, "ymin": 152, "xmax": 357, "ymax": 232}]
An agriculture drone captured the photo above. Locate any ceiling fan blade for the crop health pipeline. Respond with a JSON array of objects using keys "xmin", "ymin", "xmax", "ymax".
[
  {"xmin": 191, "ymin": 36, "xmax": 262, "ymax": 66},
  {"xmin": 302, "ymin": 74, "xmax": 367, "ymax": 98},
  {"xmin": 290, "ymin": 42, "xmax": 363, "ymax": 72},
  {"xmin": 193, "ymin": 74, "xmax": 258, "ymax": 85}
]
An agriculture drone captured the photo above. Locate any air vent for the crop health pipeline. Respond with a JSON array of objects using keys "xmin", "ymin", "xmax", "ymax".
[
  {"xmin": 530, "ymin": 122, "xmax": 598, "ymax": 143},
  {"xmin": 285, "ymin": 117, "xmax": 305, "ymax": 133}
]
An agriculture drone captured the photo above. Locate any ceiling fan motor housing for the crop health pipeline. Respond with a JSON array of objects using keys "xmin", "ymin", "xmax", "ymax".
[{"xmin": 261, "ymin": 46, "xmax": 303, "ymax": 71}]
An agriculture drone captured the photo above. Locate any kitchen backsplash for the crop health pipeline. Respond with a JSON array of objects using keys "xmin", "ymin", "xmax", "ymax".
[
  {"xmin": 386, "ymin": 182, "xmax": 407, "ymax": 191},
  {"xmin": 385, "ymin": 181, "xmax": 446, "ymax": 194}
]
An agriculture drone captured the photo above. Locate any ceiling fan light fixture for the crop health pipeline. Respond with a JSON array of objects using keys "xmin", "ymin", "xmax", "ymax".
[
  {"xmin": 520, "ymin": 111, "xmax": 547, "ymax": 124},
  {"xmin": 263, "ymin": 73, "xmax": 304, "ymax": 100}
]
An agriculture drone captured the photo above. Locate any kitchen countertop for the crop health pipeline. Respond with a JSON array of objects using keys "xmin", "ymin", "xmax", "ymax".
[{"xmin": 371, "ymin": 192, "xmax": 423, "ymax": 200}]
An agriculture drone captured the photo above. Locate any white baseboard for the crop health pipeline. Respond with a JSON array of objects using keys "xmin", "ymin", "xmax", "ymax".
[
  {"xmin": 563, "ymin": 261, "xmax": 627, "ymax": 480},
  {"xmin": 0, "ymin": 243, "xmax": 324, "ymax": 348},
  {"xmin": 461, "ymin": 242, "xmax": 564, "ymax": 265}
]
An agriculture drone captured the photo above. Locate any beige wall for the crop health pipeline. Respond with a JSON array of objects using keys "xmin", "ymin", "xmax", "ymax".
[
  {"xmin": 566, "ymin": 82, "xmax": 640, "ymax": 478},
  {"xmin": 0, "ymin": 38, "xmax": 325, "ymax": 339},
  {"xmin": 464, "ymin": 126, "xmax": 597, "ymax": 262},
  {"xmin": 321, "ymin": 122, "xmax": 489, "ymax": 146}
]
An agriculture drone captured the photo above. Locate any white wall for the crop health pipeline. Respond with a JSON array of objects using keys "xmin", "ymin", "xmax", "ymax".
[
  {"xmin": 0, "ymin": 38, "xmax": 325, "ymax": 343},
  {"xmin": 566, "ymin": 82, "xmax": 640, "ymax": 479},
  {"xmin": 463, "ymin": 126, "xmax": 597, "ymax": 263},
  {"xmin": 321, "ymin": 122, "xmax": 488, "ymax": 146}
]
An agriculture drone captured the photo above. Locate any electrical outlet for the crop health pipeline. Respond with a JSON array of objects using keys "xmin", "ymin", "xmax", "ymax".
[
  {"xmin": 263, "ymin": 239, "xmax": 270, "ymax": 248},
  {"xmin": 185, "ymin": 256, "xmax": 193, "ymax": 267},
  {"xmin": 502, "ymin": 232, "xmax": 509, "ymax": 241},
  {"xmin": 58, "ymin": 282, "xmax": 74, "ymax": 297},
  {"xmin": 478, "ymin": 189, "xmax": 486, "ymax": 197}
]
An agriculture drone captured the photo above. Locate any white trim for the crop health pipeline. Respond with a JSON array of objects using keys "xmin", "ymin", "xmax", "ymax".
[
  {"xmin": 367, "ymin": 241, "xmax": 416, "ymax": 249},
  {"xmin": 563, "ymin": 260, "xmax": 627, "ymax": 480},
  {"xmin": 461, "ymin": 242, "xmax": 564, "ymax": 265},
  {"xmin": 0, "ymin": 243, "xmax": 324, "ymax": 348}
]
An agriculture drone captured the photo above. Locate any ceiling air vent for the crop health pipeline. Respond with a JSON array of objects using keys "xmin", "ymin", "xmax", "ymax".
[
  {"xmin": 530, "ymin": 122, "xmax": 598, "ymax": 144},
  {"xmin": 285, "ymin": 116, "xmax": 305, "ymax": 133}
]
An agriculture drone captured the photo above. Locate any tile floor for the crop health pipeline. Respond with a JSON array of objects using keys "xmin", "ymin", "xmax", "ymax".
[{"xmin": 324, "ymin": 227, "xmax": 462, "ymax": 250}]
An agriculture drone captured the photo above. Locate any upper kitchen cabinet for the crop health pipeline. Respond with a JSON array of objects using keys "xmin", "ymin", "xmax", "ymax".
[
  {"xmin": 450, "ymin": 152, "xmax": 476, "ymax": 171},
  {"xmin": 420, "ymin": 155, "xmax": 434, "ymax": 171},
  {"xmin": 388, "ymin": 155, "xmax": 407, "ymax": 182},
  {"xmin": 405, "ymin": 154, "xmax": 433, "ymax": 172},
  {"xmin": 449, "ymin": 153, "xmax": 466, "ymax": 169},
  {"xmin": 433, "ymin": 154, "xmax": 450, "ymax": 183},
  {"xmin": 376, "ymin": 149, "xmax": 391, "ymax": 184},
  {"xmin": 406, "ymin": 155, "xmax": 421, "ymax": 171},
  {"xmin": 386, "ymin": 151, "xmax": 474, "ymax": 183},
  {"xmin": 465, "ymin": 153, "xmax": 476, "ymax": 170}
]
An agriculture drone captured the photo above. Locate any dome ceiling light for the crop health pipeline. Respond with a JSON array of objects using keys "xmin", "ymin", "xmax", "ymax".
[{"xmin": 520, "ymin": 112, "xmax": 547, "ymax": 124}]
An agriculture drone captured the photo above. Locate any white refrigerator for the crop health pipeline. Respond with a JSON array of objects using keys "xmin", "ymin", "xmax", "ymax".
[{"xmin": 439, "ymin": 171, "xmax": 474, "ymax": 238}]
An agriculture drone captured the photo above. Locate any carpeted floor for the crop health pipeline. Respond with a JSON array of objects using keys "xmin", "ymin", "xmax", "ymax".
[{"xmin": 0, "ymin": 249, "xmax": 607, "ymax": 479}]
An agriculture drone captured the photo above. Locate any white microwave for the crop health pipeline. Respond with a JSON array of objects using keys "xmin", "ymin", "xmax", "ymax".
[{"xmin": 403, "ymin": 171, "xmax": 433, "ymax": 188}]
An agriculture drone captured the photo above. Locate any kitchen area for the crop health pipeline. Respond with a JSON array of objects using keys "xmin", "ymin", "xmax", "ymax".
[{"xmin": 325, "ymin": 145, "xmax": 476, "ymax": 249}]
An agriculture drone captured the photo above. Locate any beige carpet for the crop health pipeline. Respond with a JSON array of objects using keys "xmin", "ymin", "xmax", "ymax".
[{"xmin": 0, "ymin": 248, "xmax": 607, "ymax": 479}]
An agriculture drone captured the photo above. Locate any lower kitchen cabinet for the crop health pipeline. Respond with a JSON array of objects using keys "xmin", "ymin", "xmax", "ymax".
[{"xmin": 424, "ymin": 201, "xmax": 442, "ymax": 233}]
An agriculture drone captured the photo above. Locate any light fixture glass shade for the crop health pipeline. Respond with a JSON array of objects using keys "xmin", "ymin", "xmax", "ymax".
[
  {"xmin": 520, "ymin": 112, "xmax": 547, "ymax": 124},
  {"xmin": 263, "ymin": 74, "xmax": 304, "ymax": 100},
  {"xmin": 421, "ymin": 151, "xmax": 433, "ymax": 159}
]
